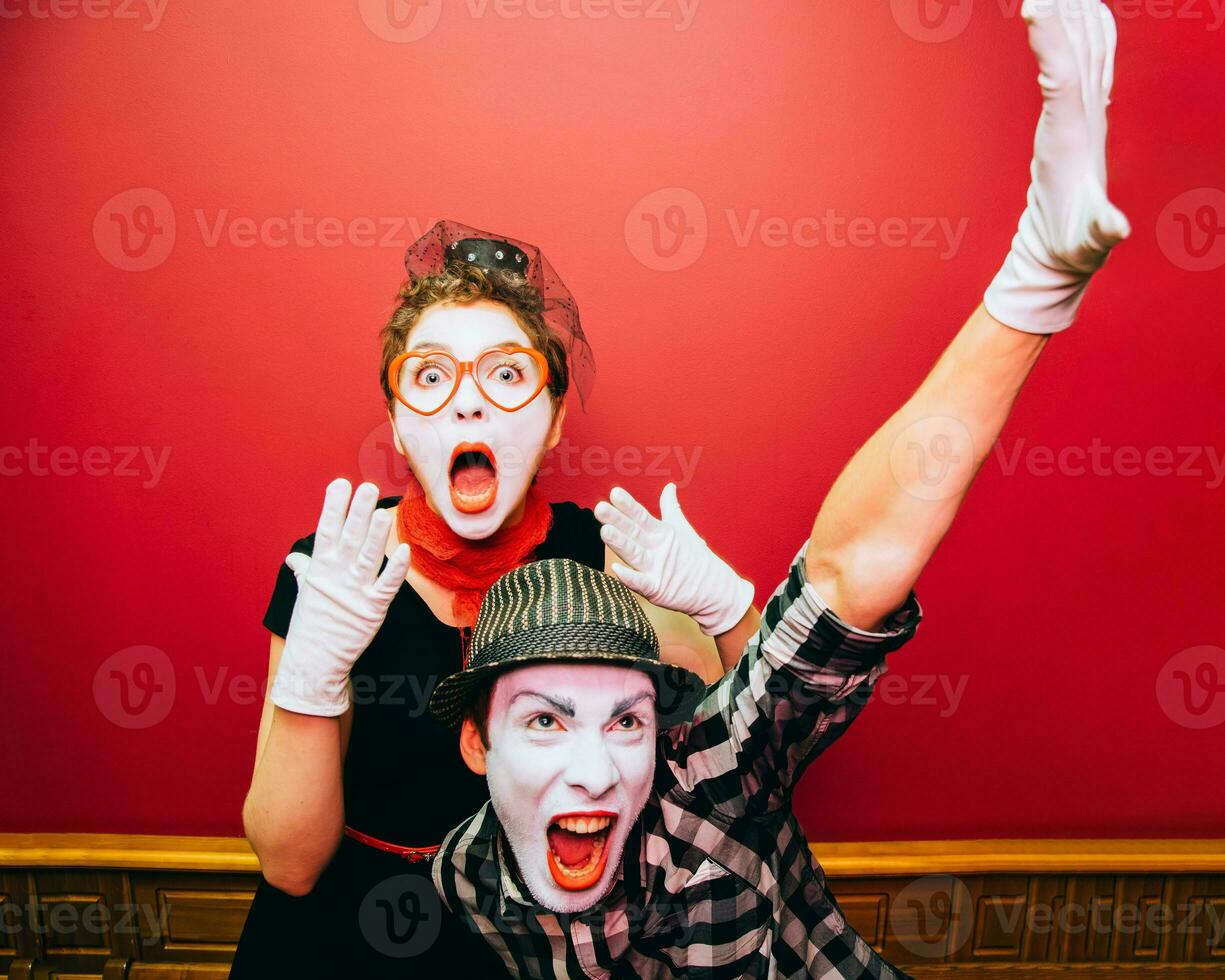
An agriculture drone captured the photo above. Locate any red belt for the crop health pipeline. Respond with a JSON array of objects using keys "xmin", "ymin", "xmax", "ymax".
[{"xmin": 344, "ymin": 825, "xmax": 440, "ymax": 863}]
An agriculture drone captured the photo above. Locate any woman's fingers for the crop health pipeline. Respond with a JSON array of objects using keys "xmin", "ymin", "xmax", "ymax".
[
  {"xmin": 600, "ymin": 523, "xmax": 647, "ymax": 569},
  {"xmin": 594, "ymin": 498, "xmax": 645, "ymax": 540},
  {"xmin": 354, "ymin": 507, "xmax": 393, "ymax": 578},
  {"xmin": 659, "ymin": 482, "xmax": 699, "ymax": 533},
  {"xmin": 374, "ymin": 543, "xmax": 411, "ymax": 600},
  {"xmin": 610, "ymin": 561, "xmax": 654, "ymax": 597},
  {"xmin": 284, "ymin": 550, "xmax": 311, "ymax": 583},
  {"xmin": 608, "ymin": 486, "xmax": 657, "ymax": 528},
  {"xmin": 338, "ymin": 482, "xmax": 380, "ymax": 557},
  {"xmin": 314, "ymin": 478, "xmax": 352, "ymax": 551}
]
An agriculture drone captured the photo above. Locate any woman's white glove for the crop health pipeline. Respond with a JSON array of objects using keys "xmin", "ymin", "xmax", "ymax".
[
  {"xmin": 595, "ymin": 483, "xmax": 753, "ymax": 637},
  {"xmin": 270, "ymin": 479, "xmax": 411, "ymax": 717},
  {"xmin": 984, "ymin": 0, "xmax": 1131, "ymax": 334}
]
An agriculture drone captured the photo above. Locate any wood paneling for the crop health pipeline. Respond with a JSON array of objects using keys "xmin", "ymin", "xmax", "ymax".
[{"xmin": 1, "ymin": 836, "xmax": 1222, "ymax": 978}]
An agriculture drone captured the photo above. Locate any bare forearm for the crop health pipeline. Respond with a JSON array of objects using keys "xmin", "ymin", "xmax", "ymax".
[
  {"xmin": 647, "ymin": 595, "xmax": 761, "ymax": 683},
  {"xmin": 806, "ymin": 304, "xmax": 1048, "ymax": 630},
  {"xmin": 713, "ymin": 603, "xmax": 761, "ymax": 672},
  {"xmin": 242, "ymin": 708, "xmax": 346, "ymax": 895}
]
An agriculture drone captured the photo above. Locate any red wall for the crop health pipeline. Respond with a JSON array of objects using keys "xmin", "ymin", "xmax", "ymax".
[{"xmin": 2, "ymin": 1, "xmax": 1222, "ymax": 840}]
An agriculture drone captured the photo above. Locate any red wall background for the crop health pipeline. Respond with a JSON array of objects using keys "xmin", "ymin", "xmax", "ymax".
[{"xmin": 2, "ymin": 0, "xmax": 1222, "ymax": 841}]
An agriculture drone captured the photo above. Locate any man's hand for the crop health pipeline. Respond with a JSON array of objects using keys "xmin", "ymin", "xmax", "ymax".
[
  {"xmin": 595, "ymin": 483, "xmax": 753, "ymax": 637},
  {"xmin": 270, "ymin": 479, "xmax": 411, "ymax": 716},
  {"xmin": 984, "ymin": 0, "xmax": 1131, "ymax": 333}
]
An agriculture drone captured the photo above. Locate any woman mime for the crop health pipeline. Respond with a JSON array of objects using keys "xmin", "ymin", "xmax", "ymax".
[{"xmin": 231, "ymin": 221, "xmax": 761, "ymax": 977}]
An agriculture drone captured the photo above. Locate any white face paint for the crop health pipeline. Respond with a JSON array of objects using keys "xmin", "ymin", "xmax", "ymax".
[
  {"xmin": 390, "ymin": 300, "xmax": 560, "ymax": 540},
  {"xmin": 484, "ymin": 663, "xmax": 657, "ymax": 914}
]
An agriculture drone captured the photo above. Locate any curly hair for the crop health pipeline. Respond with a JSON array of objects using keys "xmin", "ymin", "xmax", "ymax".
[{"xmin": 379, "ymin": 260, "xmax": 570, "ymax": 409}]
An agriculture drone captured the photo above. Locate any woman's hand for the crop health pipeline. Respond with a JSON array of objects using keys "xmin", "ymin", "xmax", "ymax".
[
  {"xmin": 984, "ymin": 0, "xmax": 1131, "ymax": 333},
  {"xmin": 595, "ymin": 483, "xmax": 753, "ymax": 637},
  {"xmin": 270, "ymin": 479, "xmax": 411, "ymax": 716}
]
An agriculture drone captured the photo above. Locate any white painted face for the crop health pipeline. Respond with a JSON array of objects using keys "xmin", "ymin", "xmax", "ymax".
[
  {"xmin": 390, "ymin": 300, "xmax": 562, "ymax": 540},
  {"xmin": 483, "ymin": 663, "xmax": 658, "ymax": 914}
]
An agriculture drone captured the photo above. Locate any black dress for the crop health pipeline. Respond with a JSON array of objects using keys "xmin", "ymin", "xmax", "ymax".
[{"xmin": 231, "ymin": 496, "xmax": 605, "ymax": 979}]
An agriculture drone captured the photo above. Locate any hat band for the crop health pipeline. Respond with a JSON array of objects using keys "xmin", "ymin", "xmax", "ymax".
[{"xmin": 470, "ymin": 620, "xmax": 659, "ymax": 672}]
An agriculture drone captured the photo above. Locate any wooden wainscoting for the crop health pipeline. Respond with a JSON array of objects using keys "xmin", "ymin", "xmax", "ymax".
[{"xmin": 1, "ymin": 835, "xmax": 1222, "ymax": 978}]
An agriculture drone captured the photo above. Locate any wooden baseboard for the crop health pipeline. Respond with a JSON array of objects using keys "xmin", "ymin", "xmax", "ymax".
[
  {"xmin": 3, "ymin": 834, "xmax": 1223, "ymax": 875},
  {"xmin": 2, "ymin": 835, "xmax": 1222, "ymax": 977},
  {"xmin": 0, "ymin": 836, "xmax": 259, "ymax": 874},
  {"xmin": 814, "ymin": 839, "xmax": 1225, "ymax": 876}
]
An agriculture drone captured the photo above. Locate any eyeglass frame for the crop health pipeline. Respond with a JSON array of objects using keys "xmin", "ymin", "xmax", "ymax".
[{"xmin": 387, "ymin": 345, "xmax": 552, "ymax": 416}]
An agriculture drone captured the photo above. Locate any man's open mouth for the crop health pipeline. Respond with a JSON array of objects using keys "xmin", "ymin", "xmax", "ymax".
[
  {"xmin": 545, "ymin": 812, "xmax": 615, "ymax": 890},
  {"xmin": 449, "ymin": 442, "xmax": 498, "ymax": 514}
]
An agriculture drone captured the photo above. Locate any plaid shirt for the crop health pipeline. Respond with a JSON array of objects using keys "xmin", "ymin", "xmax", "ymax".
[{"xmin": 433, "ymin": 543, "xmax": 923, "ymax": 979}]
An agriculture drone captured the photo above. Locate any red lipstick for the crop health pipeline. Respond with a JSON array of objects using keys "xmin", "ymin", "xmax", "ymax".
[
  {"xmin": 545, "ymin": 811, "xmax": 617, "ymax": 891},
  {"xmin": 448, "ymin": 442, "xmax": 498, "ymax": 514}
]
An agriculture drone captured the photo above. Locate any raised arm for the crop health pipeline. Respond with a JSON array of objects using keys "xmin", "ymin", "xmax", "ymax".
[
  {"xmin": 808, "ymin": 0, "xmax": 1129, "ymax": 631},
  {"xmin": 660, "ymin": 0, "xmax": 1129, "ymax": 815},
  {"xmin": 242, "ymin": 480, "xmax": 409, "ymax": 894},
  {"xmin": 806, "ymin": 304, "xmax": 1043, "ymax": 630},
  {"xmin": 663, "ymin": 542, "xmax": 921, "ymax": 816}
]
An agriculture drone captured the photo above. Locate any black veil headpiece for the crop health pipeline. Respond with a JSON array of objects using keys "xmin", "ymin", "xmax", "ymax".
[{"xmin": 403, "ymin": 219, "xmax": 595, "ymax": 408}]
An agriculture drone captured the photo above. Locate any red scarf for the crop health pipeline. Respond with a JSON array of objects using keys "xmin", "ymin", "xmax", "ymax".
[{"xmin": 396, "ymin": 472, "xmax": 553, "ymax": 634}]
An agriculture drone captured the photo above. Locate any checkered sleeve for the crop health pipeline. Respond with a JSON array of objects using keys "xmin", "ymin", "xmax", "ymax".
[{"xmin": 661, "ymin": 540, "xmax": 922, "ymax": 816}]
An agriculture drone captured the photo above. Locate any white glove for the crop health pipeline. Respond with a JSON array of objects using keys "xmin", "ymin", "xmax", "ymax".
[
  {"xmin": 270, "ymin": 479, "xmax": 411, "ymax": 717},
  {"xmin": 984, "ymin": 0, "xmax": 1131, "ymax": 334},
  {"xmin": 594, "ymin": 483, "xmax": 753, "ymax": 637}
]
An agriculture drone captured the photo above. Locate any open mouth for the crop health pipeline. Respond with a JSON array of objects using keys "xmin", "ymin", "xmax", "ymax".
[
  {"xmin": 545, "ymin": 812, "xmax": 615, "ymax": 891},
  {"xmin": 449, "ymin": 442, "xmax": 498, "ymax": 514}
]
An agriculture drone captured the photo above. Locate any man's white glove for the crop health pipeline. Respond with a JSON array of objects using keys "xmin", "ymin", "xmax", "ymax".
[
  {"xmin": 984, "ymin": 0, "xmax": 1131, "ymax": 334},
  {"xmin": 270, "ymin": 479, "xmax": 411, "ymax": 717},
  {"xmin": 595, "ymin": 483, "xmax": 753, "ymax": 637}
]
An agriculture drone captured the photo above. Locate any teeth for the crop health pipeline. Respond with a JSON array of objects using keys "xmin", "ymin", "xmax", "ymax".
[
  {"xmin": 549, "ymin": 816, "xmax": 614, "ymax": 879},
  {"xmin": 556, "ymin": 815, "xmax": 611, "ymax": 834}
]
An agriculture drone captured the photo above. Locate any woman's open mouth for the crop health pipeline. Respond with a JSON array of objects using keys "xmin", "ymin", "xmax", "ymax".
[
  {"xmin": 449, "ymin": 442, "xmax": 498, "ymax": 514},
  {"xmin": 545, "ymin": 812, "xmax": 615, "ymax": 890}
]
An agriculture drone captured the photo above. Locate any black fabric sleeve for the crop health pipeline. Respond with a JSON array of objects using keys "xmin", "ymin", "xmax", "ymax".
[
  {"xmin": 260, "ymin": 533, "xmax": 316, "ymax": 638},
  {"xmin": 537, "ymin": 501, "xmax": 605, "ymax": 571}
]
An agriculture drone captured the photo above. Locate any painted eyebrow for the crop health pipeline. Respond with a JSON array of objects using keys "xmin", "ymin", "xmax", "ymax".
[
  {"xmin": 407, "ymin": 340, "xmax": 452, "ymax": 353},
  {"xmin": 509, "ymin": 691, "xmax": 576, "ymax": 718},
  {"xmin": 406, "ymin": 339, "xmax": 526, "ymax": 354},
  {"xmin": 610, "ymin": 692, "xmax": 654, "ymax": 718}
]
